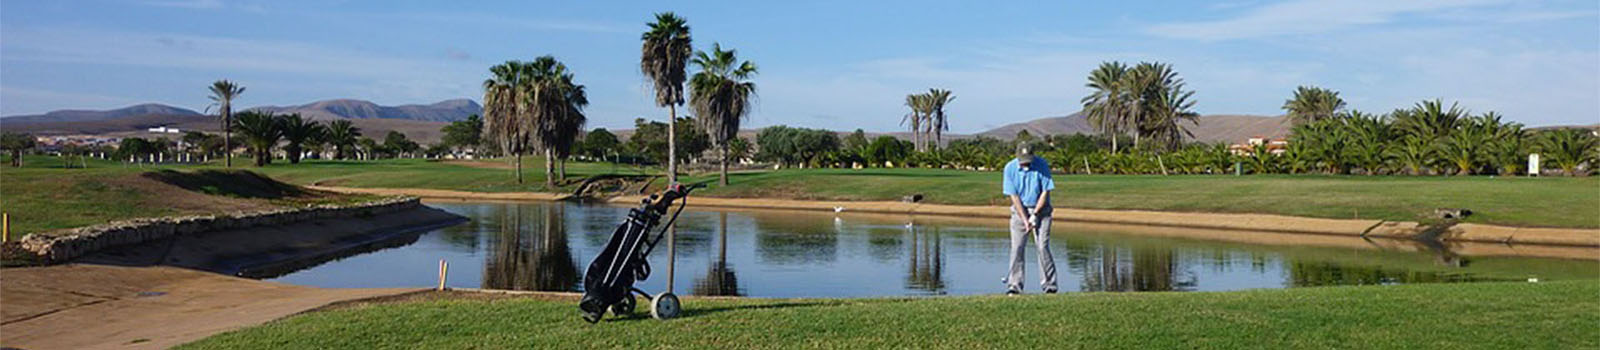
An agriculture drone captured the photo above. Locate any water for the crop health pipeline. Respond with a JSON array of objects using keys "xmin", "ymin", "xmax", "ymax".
[{"xmin": 268, "ymin": 201, "xmax": 1597, "ymax": 297}]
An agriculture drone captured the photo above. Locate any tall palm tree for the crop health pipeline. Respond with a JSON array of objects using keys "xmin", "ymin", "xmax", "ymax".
[
  {"xmin": 689, "ymin": 43, "xmax": 758, "ymax": 186},
  {"xmin": 232, "ymin": 111, "xmax": 282, "ymax": 167},
  {"xmin": 1082, "ymin": 62, "xmax": 1129, "ymax": 152},
  {"xmin": 1124, "ymin": 62, "xmax": 1189, "ymax": 150},
  {"xmin": 525, "ymin": 56, "xmax": 588, "ymax": 189},
  {"xmin": 1282, "ymin": 86, "xmax": 1345, "ymax": 126},
  {"xmin": 641, "ymin": 12, "xmax": 693, "ymax": 185},
  {"xmin": 278, "ymin": 113, "xmax": 325, "ymax": 164},
  {"xmin": 1142, "ymin": 82, "xmax": 1199, "ymax": 151},
  {"xmin": 924, "ymin": 88, "xmax": 954, "ymax": 150},
  {"xmin": 208, "ymin": 80, "xmax": 245, "ymax": 167},
  {"xmin": 484, "ymin": 61, "xmax": 533, "ymax": 183},
  {"xmin": 324, "ymin": 119, "xmax": 360, "ymax": 160},
  {"xmin": 902, "ymin": 93, "xmax": 928, "ymax": 152}
]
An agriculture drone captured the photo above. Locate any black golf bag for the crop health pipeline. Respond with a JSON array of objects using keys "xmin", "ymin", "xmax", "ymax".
[{"xmin": 578, "ymin": 183, "xmax": 696, "ymax": 323}]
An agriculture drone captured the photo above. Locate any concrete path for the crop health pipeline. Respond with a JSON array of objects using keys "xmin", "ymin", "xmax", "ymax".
[{"xmin": 2, "ymin": 264, "xmax": 417, "ymax": 350}]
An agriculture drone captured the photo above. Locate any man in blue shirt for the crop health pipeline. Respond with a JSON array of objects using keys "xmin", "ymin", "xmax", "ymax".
[{"xmin": 1002, "ymin": 144, "xmax": 1057, "ymax": 294}]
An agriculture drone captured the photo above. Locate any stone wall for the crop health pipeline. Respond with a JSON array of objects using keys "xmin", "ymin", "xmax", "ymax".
[{"xmin": 18, "ymin": 197, "xmax": 423, "ymax": 262}]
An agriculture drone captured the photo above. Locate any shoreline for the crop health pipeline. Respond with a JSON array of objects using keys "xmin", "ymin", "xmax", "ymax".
[{"xmin": 307, "ymin": 185, "xmax": 1600, "ymax": 248}]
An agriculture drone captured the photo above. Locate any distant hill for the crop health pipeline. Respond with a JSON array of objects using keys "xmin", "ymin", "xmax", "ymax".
[
  {"xmin": 246, "ymin": 99, "xmax": 479, "ymax": 122},
  {"xmin": 978, "ymin": 112, "xmax": 1291, "ymax": 144},
  {"xmin": 4, "ymin": 104, "xmax": 201, "ymax": 124}
]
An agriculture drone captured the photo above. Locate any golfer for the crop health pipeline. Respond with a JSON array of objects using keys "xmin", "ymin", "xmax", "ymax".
[{"xmin": 1002, "ymin": 144, "xmax": 1057, "ymax": 295}]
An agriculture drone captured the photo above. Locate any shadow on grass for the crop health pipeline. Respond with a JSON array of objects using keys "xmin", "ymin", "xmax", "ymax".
[
  {"xmin": 142, "ymin": 169, "xmax": 310, "ymax": 199},
  {"xmin": 604, "ymin": 299, "xmax": 914, "ymax": 323}
]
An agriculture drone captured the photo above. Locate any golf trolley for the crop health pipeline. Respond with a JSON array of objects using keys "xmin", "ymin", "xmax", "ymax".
[{"xmin": 578, "ymin": 183, "xmax": 698, "ymax": 323}]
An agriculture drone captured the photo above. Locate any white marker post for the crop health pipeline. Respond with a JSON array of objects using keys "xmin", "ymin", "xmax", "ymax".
[{"xmin": 1528, "ymin": 154, "xmax": 1541, "ymax": 177}]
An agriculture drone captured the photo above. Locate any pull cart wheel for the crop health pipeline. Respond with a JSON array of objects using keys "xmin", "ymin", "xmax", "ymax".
[
  {"xmin": 611, "ymin": 293, "xmax": 636, "ymax": 316},
  {"xmin": 582, "ymin": 310, "xmax": 603, "ymax": 324},
  {"xmin": 651, "ymin": 292, "xmax": 681, "ymax": 320}
]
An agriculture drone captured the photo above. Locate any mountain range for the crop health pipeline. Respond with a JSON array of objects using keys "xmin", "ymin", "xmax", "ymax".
[
  {"xmin": 245, "ymin": 99, "xmax": 480, "ymax": 122},
  {"xmin": 4, "ymin": 98, "xmax": 481, "ymax": 123}
]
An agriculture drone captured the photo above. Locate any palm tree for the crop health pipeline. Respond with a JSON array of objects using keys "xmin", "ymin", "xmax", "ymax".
[
  {"xmin": 924, "ymin": 88, "xmax": 954, "ymax": 150},
  {"xmin": 1387, "ymin": 135, "xmax": 1435, "ymax": 175},
  {"xmin": 525, "ymin": 56, "xmax": 588, "ymax": 189},
  {"xmin": 1142, "ymin": 81, "xmax": 1199, "ymax": 151},
  {"xmin": 1536, "ymin": 128, "xmax": 1599, "ymax": 176},
  {"xmin": 278, "ymin": 113, "xmax": 325, "ymax": 164},
  {"xmin": 1082, "ymin": 62, "xmax": 1130, "ymax": 152},
  {"xmin": 1394, "ymin": 99, "xmax": 1467, "ymax": 140},
  {"xmin": 1479, "ymin": 112, "xmax": 1527, "ymax": 175},
  {"xmin": 1342, "ymin": 111, "xmax": 1391, "ymax": 174},
  {"xmin": 1124, "ymin": 62, "xmax": 1189, "ymax": 150},
  {"xmin": 484, "ymin": 61, "xmax": 533, "ymax": 183},
  {"xmin": 689, "ymin": 43, "xmax": 758, "ymax": 186},
  {"xmin": 324, "ymin": 119, "xmax": 361, "ymax": 160},
  {"xmin": 642, "ymin": 12, "xmax": 693, "ymax": 185},
  {"xmin": 1282, "ymin": 86, "xmax": 1345, "ymax": 126},
  {"xmin": 232, "ymin": 111, "xmax": 282, "ymax": 167},
  {"xmin": 902, "ymin": 93, "xmax": 928, "ymax": 152},
  {"xmin": 207, "ymin": 80, "xmax": 245, "ymax": 167}
]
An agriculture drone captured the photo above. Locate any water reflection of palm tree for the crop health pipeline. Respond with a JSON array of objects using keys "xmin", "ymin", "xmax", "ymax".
[
  {"xmin": 1081, "ymin": 245, "xmax": 1195, "ymax": 292},
  {"xmin": 483, "ymin": 203, "xmax": 579, "ymax": 291},
  {"xmin": 905, "ymin": 223, "xmax": 946, "ymax": 293},
  {"xmin": 694, "ymin": 212, "xmax": 740, "ymax": 296}
]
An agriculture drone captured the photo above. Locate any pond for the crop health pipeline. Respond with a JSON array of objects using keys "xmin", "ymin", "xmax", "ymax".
[{"xmin": 267, "ymin": 201, "xmax": 1598, "ymax": 298}]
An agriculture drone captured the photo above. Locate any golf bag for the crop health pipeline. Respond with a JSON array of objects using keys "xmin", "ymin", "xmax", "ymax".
[{"xmin": 578, "ymin": 183, "xmax": 696, "ymax": 323}]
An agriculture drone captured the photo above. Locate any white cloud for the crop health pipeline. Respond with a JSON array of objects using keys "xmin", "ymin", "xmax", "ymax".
[{"xmin": 1147, "ymin": 0, "xmax": 1506, "ymax": 40}]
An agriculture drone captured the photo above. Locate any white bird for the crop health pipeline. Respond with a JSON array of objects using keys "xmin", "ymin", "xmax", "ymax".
[{"xmin": 833, "ymin": 206, "xmax": 846, "ymax": 213}]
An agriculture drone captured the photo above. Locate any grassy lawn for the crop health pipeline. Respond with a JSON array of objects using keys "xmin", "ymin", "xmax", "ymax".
[
  {"xmin": 178, "ymin": 281, "xmax": 1598, "ymax": 349},
  {"xmin": 682, "ymin": 168, "xmax": 1599, "ymax": 228},
  {"xmin": 0, "ymin": 156, "xmax": 372, "ymax": 236},
  {"xmin": 6, "ymin": 155, "xmax": 1597, "ymax": 230}
]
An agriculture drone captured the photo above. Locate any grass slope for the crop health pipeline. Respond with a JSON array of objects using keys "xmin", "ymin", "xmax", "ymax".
[
  {"xmin": 0, "ymin": 156, "xmax": 367, "ymax": 236},
  {"xmin": 179, "ymin": 281, "xmax": 1598, "ymax": 349}
]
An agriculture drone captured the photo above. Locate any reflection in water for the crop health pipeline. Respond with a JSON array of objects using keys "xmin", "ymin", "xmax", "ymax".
[
  {"xmin": 482, "ymin": 204, "xmax": 579, "ymax": 291},
  {"xmin": 1288, "ymin": 262, "xmax": 1481, "ymax": 287},
  {"xmin": 905, "ymin": 224, "xmax": 945, "ymax": 294},
  {"xmin": 693, "ymin": 213, "xmax": 741, "ymax": 296},
  {"xmin": 1077, "ymin": 246, "xmax": 1197, "ymax": 292},
  {"xmin": 267, "ymin": 202, "xmax": 1598, "ymax": 298}
]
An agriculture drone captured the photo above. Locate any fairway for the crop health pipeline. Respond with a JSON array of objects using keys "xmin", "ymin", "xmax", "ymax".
[
  {"xmin": 5, "ymin": 156, "xmax": 1597, "ymax": 235},
  {"xmin": 177, "ymin": 281, "xmax": 1599, "ymax": 349}
]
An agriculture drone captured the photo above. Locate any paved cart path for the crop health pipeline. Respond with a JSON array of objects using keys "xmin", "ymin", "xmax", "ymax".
[{"xmin": 1, "ymin": 264, "xmax": 417, "ymax": 350}]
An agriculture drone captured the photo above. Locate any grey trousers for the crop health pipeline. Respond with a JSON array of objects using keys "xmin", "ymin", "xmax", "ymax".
[{"xmin": 1008, "ymin": 207, "xmax": 1057, "ymax": 292}]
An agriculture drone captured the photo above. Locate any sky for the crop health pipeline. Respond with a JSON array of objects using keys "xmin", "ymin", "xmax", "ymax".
[{"xmin": 2, "ymin": 0, "xmax": 1596, "ymax": 133}]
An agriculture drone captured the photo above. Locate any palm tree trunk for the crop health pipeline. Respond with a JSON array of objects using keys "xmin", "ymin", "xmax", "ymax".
[
  {"xmin": 668, "ymin": 104, "xmax": 678, "ymax": 185},
  {"xmin": 515, "ymin": 151, "xmax": 523, "ymax": 183},
  {"xmin": 222, "ymin": 109, "xmax": 232, "ymax": 167},
  {"xmin": 720, "ymin": 144, "xmax": 729, "ymax": 186},
  {"xmin": 544, "ymin": 148, "xmax": 556, "ymax": 189},
  {"xmin": 558, "ymin": 156, "xmax": 566, "ymax": 181}
]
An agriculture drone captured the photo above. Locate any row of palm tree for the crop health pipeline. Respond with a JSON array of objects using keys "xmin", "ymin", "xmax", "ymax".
[
  {"xmin": 1285, "ymin": 97, "xmax": 1597, "ymax": 176},
  {"xmin": 1081, "ymin": 61, "xmax": 1200, "ymax": 152},
  {"xmin": 901, "ymin": 89, "xmax": 955, "ymax": 152},
  {"xmin": 639, "ymin": 13, "xmax": 760, "ymax": 186},
  {"xmin": 482, "ymin": 57, "xmax": 590, "ymax": 187}
]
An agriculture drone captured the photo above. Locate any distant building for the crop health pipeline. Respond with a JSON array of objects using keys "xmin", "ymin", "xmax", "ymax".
[
  {"xmin": 147, "ymin": 126, "xmax": 181, "ymax": 134},
  {"xmin": 1229, "ymin": 136, "xmax": 1289, "ymax": 156}
]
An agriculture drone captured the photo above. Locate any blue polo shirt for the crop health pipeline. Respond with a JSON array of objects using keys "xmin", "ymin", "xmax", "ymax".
[{"xmin": 1002, "ymin": 156, "xmax": 1054, "ymax": 209}]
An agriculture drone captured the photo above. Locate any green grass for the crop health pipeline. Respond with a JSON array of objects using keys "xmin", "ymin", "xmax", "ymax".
[
  {"xmin": 248, "ymin": 157, "xmax": 648, "ymax": 193},
  {"xmin": 0, "ymin": 156, "xmax": 372, "ymax": 236},
  {"xmin": 8, "ymin": 155, "xmax": 1597, "ymax": 230},
  {"xmin": 682, "ymin": 168, "xmax": 1600, "ymax": 228},
  {"xmin": 178, "ymin": 281, "xmax": 1599, "ymax": 349}
]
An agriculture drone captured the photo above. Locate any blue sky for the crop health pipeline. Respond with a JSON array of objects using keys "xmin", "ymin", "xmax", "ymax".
[{"xmin": 2, "ymin": 0, "xmax": 1596, "ymax": 132}]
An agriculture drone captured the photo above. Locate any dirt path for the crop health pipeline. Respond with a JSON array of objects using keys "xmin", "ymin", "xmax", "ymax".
[{"xmin": 1, "ymin": 264, "xmax": 419, "ymax": 350}]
